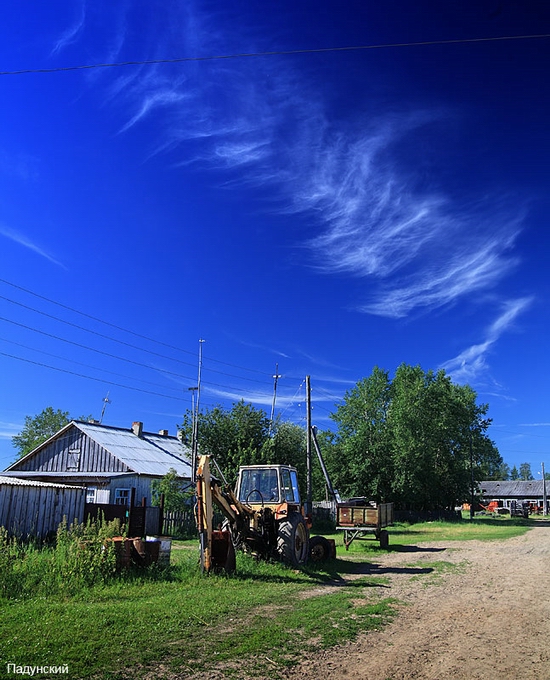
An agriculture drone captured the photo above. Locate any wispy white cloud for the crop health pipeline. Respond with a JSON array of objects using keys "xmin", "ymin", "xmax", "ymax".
[
  {"xmin": 0, "ymin": 224, "xmax": 65, "ymax": 268},
  {"xmin": 118, "ymin": 87, "xmax": 190, "ymax": 134},
  {"xmin": 204, "ymin": 385, "xmax": 293, "ymax": 409},
  {"xmin": 519, "ymin": 422, "xmax": 550, "ymax": 427},
  {"xmin": 80, "ymin": 4, "xmax": 525, "ymax": 319},
  {"xmin": 224, "ymin": 334, "xmax": 291, "ymax": 360},
  {"xmin": 51, "ymin": 1, "xmax": 86, "ymax": 55},
  {"xmin": 439, "ymin": 297, "xmax": 533, "ymax": 384},
  {"xmin": 360, "ymin": 226, "xmax": 521, "ymax": 317},
  {"xmin": 0, "ymin": 422, "xmax": 18, "ymax": 440}
]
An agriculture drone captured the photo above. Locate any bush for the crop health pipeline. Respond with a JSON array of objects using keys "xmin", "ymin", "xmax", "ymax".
[
  {"xmin": 0, "ymin": 517, "xmax": 123, "ymax": 600},
  {"xmin": 55, "ymin": 517, "xmax": 119, "ymax": 592}
]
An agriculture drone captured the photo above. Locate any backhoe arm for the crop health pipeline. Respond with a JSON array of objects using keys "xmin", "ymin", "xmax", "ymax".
[{"xmin": 195, "ymin": 454, "xmax": 253, "ymax": 572}]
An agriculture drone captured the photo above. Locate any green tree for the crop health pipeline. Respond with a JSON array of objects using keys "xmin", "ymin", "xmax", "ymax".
[
  {"xmin": 510, "ymin": 465, "xmax": 519, "ymax": 480},
  {"xmin": 325, "ymin": 367, "xmax": 393, "ymax": 502},
  {"xmin": 489, "ymin": 462, "xmax": 510, "ymax": 481},
  {"xmin": 323, "ymin": 364, "xmax": 502, "ymax": 511},
  {"xmin": 180, "ymin": 401, "xmax": 310, "ymax": 490},
  {"xmin": 12, "ymin": 407, "xmax": 71, "ymax": 459},
  {"xmin": 519, "ymin": 462, "xmax": 534, "ymax": 480},
  {"xmin": 12, "ymin": 407, "xmax": 94, "ymax": 461},
  {"xmin": 151, "ymin": 468, "xmax": 192, "ymax": 512}
]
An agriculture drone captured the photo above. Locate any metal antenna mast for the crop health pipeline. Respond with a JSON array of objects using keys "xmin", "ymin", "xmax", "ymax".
[
  {"xmin": 269, "ymin": 363, "xmax": 282, "ymax": 434},
  {"xmin": 191, "ymin": 339, "xmax": 205, "ymax": 484},
  {"xmin": 100, "ymin": 391, "xmax": 111, "ymax": 423}
]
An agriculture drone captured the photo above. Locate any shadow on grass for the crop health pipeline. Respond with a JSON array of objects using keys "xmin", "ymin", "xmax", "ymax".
[
  {"xmin": 229, "ymin": 555, "xmax": 435, "ymax": 588},
  {"xmin": 388, "ymin": 544, "xmax": 447, "ymax": 553},
  {"xmin": 467, "ymin": 517, "xmax": 534, "ymax": 527}
]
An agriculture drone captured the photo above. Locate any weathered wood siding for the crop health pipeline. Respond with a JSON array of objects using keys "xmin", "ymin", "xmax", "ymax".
[
  {"xmin": 108, "ymin": 474, "xmax": 158, "ymax": 506},
  {"xmin": 11, "ymin": 425, "xmax": 129, "ymax": 474},
  {"xmin": 0, "ymin": 480, "xmax": 86, "ymax": 539}
]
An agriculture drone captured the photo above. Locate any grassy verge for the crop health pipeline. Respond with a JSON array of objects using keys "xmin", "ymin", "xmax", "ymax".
[
  {"xmin": 0, "ymin": 516, "xmax": 533, "ymax": 679},
  {"xmin": 326, "ymin": 514, "xmax": 534, "ymax": 558},
  {"xmin": 0, "ymin": 544, "xmax": 395, "ymax": 679}
]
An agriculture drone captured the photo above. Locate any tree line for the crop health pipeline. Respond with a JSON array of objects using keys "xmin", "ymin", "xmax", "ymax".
[
  {"xmin": 176, "ymin": 364, "xmax": 510, "ymax": 511},
  {"xmin": 11, "ymin": 364, "xmax": 540, "ymax": 511}
]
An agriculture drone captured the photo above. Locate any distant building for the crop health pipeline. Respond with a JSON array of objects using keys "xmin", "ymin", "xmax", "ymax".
[
  {"xmin": 479, "ymin": 480, "xmax": 548, "ymax": 513},
  {"xmin": 3, "ymin": 420, "xmax": 192, "ymax": 507}
]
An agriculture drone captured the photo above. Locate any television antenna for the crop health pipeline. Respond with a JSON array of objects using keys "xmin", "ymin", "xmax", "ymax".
[{"xmin": 100, "ymin": 391, "xmax": 111, "ymax": 423}]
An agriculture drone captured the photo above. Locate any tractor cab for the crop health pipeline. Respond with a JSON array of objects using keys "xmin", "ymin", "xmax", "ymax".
[{"xmin": 236, "ymin": 465, "xmax": 301, "ymax": 507}]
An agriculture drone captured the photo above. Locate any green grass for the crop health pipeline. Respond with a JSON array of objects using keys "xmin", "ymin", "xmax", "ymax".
[
  {"xmin": 0, "ymin": 546, "xmax": 396, "ymax": 679},
  {"xmin": 327, "ymin": 514, "xmax": 534, "ymax": 557},
  {"xmin": 0, "ymin": 517, "xmax": 534, "ymax": 679},
  {"xmin": 408, "ymin": 560, "xmax": 469, "ymax": 585}
]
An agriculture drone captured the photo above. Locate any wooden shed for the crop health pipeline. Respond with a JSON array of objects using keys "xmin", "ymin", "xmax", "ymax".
[{"xmin": 0, "ymin": 475, "xmax": 86, "ymax": 539}]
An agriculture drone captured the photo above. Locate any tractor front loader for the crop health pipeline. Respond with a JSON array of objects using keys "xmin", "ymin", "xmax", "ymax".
[{"xmin": 195, "ymin": 455, "xmax": 311, "ymax": 573}]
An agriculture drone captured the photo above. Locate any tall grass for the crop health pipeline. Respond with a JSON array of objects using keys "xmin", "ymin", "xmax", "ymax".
[{"xmin": 0, "ymin": 518, "xmax": 127, "ymax": 599}]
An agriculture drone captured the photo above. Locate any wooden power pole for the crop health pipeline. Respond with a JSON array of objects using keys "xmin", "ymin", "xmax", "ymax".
[{"xmin": 305, "ymin": 375, "xmax": 312, "ymax": 516}]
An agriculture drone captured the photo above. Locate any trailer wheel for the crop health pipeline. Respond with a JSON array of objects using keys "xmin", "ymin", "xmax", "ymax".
[
  {"xmin": 309, "ymin": 535, "xmax": 332, "ymax": 562},
  {"xmin": 379, "ymin": 529, "xmax": 389, "ymax": 549},
  {"xmin": 277, "ymin": 513, "xmax": 309, "ymax": 566}
]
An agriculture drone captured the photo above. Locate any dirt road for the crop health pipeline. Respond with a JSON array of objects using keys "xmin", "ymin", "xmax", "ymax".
[{"xmin": 284, "ymin": 525, "xmax": 550, "ymax": 680}]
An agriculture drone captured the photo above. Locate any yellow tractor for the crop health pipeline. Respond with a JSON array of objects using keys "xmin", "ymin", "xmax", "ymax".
[{"xmin": 195, "ymin": 455, "xmax": 331, "ymax": 573}]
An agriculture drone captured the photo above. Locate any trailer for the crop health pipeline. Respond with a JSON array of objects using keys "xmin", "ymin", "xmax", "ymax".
[{"xmin": 336, "ymin": 499, "xmax": 394, "ymax": 549}]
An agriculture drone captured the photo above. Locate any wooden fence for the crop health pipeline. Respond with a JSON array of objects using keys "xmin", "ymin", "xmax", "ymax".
[
  {"xmin": 0, "ymin": 477, "xmax": 86, "ymax": 540},
  {"xmin": 162, "ymin": 509, "xmax": 197, "ymax": 538}
]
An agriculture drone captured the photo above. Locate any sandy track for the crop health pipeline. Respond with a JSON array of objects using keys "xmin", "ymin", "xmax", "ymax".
[{"xmin": 283, "ymin": 526, "xmax": 550, "ymax": 680}]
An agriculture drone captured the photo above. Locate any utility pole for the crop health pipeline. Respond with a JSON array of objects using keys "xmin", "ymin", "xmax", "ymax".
[
  {"xmin": 305, "ymin": 375, "xmax": 312, "ymax": 517},
  {"xmin": 188, "ymin": 386, "xmax": 198, "ymax": 483},
  {"xmin": 469, "ymin": 429, "xmax": 475, "ymax": 521},
  {"xmin": 542, "ymin": 462, "xmax": 547, "ymax": 516},
  {"xmin": 269, "ymin": 363, "xmax": 282, "ymax": 435},
  {"xmin": 191, "ymin": 339, "xmax": 205, "ymax": 485}
]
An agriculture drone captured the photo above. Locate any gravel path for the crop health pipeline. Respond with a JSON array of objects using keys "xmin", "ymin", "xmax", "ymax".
[{"xmin": 284, "ymin": 525, "xmax": 550, "ymax": 680}]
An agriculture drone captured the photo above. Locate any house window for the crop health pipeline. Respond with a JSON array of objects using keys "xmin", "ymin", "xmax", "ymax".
[
  {"xmin": 86, "ymin": 487, "xmax": 97, "ymax": 503},
  {"xmin": 67, "ymin": 449, "xmax": 81, "ymax": 472},
  {"xmin": 114, "ymin": 488, "xmax": 130, "ymax": 506}
]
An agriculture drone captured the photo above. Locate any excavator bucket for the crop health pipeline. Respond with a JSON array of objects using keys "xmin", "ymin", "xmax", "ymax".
[
  {"xmin": 211, "ymin": 530, "xmax": 236, "ymax": 573},
  {"xmin": 196, "ymin": 455, "xmax": 236, "ymax": 573}
]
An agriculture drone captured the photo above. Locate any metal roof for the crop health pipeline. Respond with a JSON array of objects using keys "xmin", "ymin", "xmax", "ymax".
[
  {"xmin": 74, "ymin": 421, "xmax": 192, "ymax": 477},
  {"xmin": 479, "ymin": 480, "xmax": 546, "ymax": 497},
  {"xmin": 0, "ymin": 475, "xmax": 85, "ymax": 490},
  {"xmin": 0, "ymin": 471, "xmax": 118, "ymax": 480}
]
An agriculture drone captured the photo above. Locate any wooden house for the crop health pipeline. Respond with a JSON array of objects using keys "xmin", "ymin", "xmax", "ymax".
[{"xmin": 3, "ymin": 420, "xmax": 192, "ymax": 508}]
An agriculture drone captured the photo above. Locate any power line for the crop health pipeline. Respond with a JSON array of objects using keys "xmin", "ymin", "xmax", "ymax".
[
  {"xmin": 0, "ymin": 350, "xmax": 185, "ymax": 402},
  {"xmin": 0, "ymin": 318, "xmax": 274, "ymax": 398},
  {"xmin": 1, "ymin": 34, "xmax": 549, "ymax": 77},
  {"xmin": 0, "ymin": 347, "xmax": 275, "ymax": 410},
  {"xmin": 0, "ymin": 278, "xmax": 270, "ymax": 376},
  {"xmin": 0, "ymin": 335, "xmax": 185, "ymax": 393},
  {"xmin": 0, "ymin": 314, "xmax": 197, "ymax": 379},
  {"xmin": 0, "ymin": 295, "xmax": 270, "ymax": 384},
  {"xmin": 0, "ymin": 294, "xmax": 199, "ymax": 369}
]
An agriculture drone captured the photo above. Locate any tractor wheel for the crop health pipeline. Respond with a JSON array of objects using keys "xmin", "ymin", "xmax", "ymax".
[
  {"xmin": 221, "ymin": 518, "xmax": 243, "ymax": 551},
  {"xmin": 309, "ymin": 535, "xmax": 332, "ymax": 562},
  {"xmin": 379, "ymin": 529, "xmax": 389, "ymax": 549},
  {"xmin": 277, "ymin": 513, "xmax": 309, "ymax": 566}
]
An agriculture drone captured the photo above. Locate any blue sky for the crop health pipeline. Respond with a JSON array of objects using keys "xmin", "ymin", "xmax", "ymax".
[{"xmin": 1, "ymin": 1, "xmax": 549, "ymax": 477}]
